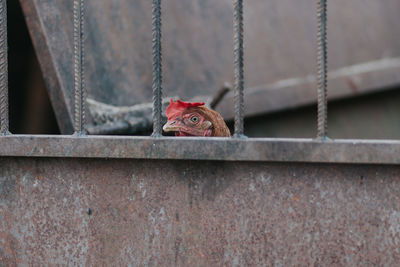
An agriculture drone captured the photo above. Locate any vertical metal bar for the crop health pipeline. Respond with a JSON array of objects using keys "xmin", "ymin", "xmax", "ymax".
[
  {"xmin": 151, "ymin": 0, "xmax": 163, "ymax": 137},
  {"xmin": 0, "ymin": 0, "xmax": 9, "ymax": 135},
  {"xmin": 317, "ymin": 0, "xmax": 328, "ymax": 139},
  {"xmin": 233, "ymin": 0, "xmax": 245, "ymax": 138},
  {"xmin": 73, "ymin": 0, "xmax": 86, "ymax": 135}
]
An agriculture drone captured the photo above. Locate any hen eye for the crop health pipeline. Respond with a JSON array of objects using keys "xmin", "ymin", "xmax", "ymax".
[{"xmin": 190, "ymin": 116, "xmax": 199, "ymax": 123}]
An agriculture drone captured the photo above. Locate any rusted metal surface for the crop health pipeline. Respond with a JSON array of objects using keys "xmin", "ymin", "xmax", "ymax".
[
  {"xmin": 1, "ymin": 158, "xmax": 400, "ymax": 265},
  {"xmin": 1, "ymin": 135, "xmax": 400, "ymax": 164},
  {"xmin": 19, "ymin": 0, "xmax": 400, "ymax": 133}
]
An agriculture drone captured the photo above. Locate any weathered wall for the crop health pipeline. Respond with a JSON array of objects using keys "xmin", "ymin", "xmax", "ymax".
[{"xmin": 1, "ymin": 158, "xmax": 399, "ymax": 266}]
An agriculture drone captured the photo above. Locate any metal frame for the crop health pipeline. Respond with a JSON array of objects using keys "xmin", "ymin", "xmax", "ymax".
[
  {"xmin": 0, "ymin": 135, "xmax": 400, "ymax": 164},
  {"xmin": 1, "ymin": 0, "xmax": 400, "ymax": 164}
]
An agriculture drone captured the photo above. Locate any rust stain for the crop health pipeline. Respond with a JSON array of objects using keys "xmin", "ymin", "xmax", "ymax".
[
  {"xmin": 127, "ymin": 204, "xmax": 134, "ymax": 213},
  {"xmin": 198, "ymin": 250, "xmax": 205, "ymax": 258},
  {"xmin": 0, "ymin": 207, "xmax": 17, "ymax": 265}
]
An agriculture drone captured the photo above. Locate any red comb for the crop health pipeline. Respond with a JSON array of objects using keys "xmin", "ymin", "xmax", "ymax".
[{"xmin": 166, "ymin": 99, "xmax": 205, "ymax": 119}]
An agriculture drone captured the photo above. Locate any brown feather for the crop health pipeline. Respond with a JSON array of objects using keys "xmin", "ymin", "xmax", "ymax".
[{"xmin": 184, "ymin": 106, "xmax": 231, "ymax": 137}]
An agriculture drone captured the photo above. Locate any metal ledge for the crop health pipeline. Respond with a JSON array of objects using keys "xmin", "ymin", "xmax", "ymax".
[{"xmin": 0, "ymin": 135, "xmax": 400, "ymax": 164}]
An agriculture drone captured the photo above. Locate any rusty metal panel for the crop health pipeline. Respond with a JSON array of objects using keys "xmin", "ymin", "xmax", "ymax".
[
  {"xmin": 1, "ymin": 158, "xmax": 400, "ymax": 265},
  {"xmin": 19, "ymin": 0, "xmax": 400, "ymax": 133}
]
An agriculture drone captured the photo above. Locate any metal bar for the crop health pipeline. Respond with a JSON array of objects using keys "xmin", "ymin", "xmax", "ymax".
[
  {"xmin": 233, "ymin": 0, "xmax": 245, "ymax": 138},
  {"xmin": 73, "ymin": 0, "xmax": 86, "ymax": 135},
  {"xmin": 317, "ymin": 0, "xmax": 328, "ymax": 139},
  {"xmin": 0, "ymin": 0, "xmax": 8, "ymax": 135},
  {"xmin": 1, "ymin": 135, "xmax": 400, "ymax": 164},
  {"xmin": 151, "ymin": 0, "xmax": 163, "ymax": 137}
]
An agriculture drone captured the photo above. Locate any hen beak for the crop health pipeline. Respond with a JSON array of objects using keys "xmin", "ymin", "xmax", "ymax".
[{"xmin": 163, "ymin": 120, "xmax": 182, "ymax": 132}]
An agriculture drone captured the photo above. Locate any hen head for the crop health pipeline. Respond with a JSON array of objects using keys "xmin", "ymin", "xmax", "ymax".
[{"xmin": 163, "ymin": 99, "xmax": 231, "ymax": 137}]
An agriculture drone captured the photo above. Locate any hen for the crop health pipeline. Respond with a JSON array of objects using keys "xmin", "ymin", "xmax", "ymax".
[{"xmin": 163, "ymin": 99, "xmax": 231, "ymax": 137}]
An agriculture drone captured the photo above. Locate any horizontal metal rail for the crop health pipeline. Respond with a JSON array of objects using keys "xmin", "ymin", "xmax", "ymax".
[{"xmin": 1, "ymin": 135, "xmax": 400, "ymax": 164}]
